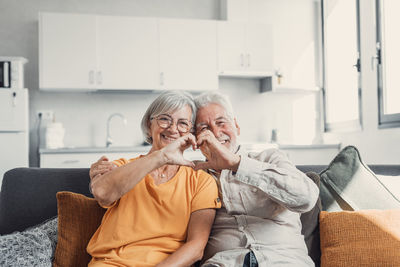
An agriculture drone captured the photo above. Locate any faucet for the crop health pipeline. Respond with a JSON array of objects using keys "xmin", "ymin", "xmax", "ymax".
[{"xmin": 106, "ymin": 113, "xmax": 127, "ymax": 147}]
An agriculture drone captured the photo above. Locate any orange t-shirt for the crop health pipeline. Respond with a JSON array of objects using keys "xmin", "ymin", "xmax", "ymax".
[{"xmin": 87, "ymin": 157, "xmax": 221, "ymax": 267}]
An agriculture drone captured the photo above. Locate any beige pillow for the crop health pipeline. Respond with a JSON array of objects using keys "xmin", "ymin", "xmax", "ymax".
[
  {"xmin": 320, "ymin": 146, "xmax": 400, "ymax": 210},
  {"xmin": 319, "ymin": 210, "xmax": 400, "ymax": 267},
  {"xmin": 53, "ymin": 192, "xmax": 105, "ymax": 267}
]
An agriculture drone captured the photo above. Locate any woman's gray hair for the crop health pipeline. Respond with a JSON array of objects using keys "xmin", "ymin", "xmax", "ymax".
[
  {"xmin": 194, "ymin": 91, "xmax": 235, "ymax": 121},
  {"xmin": 141, "ymin": 90, "xmax": 196, "ymax": 144}
]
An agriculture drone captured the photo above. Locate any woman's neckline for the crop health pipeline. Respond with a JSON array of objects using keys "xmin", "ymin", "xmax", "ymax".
[{"xmin": 148, "ymin": 165, "xmax": 182, "ymax": 186}]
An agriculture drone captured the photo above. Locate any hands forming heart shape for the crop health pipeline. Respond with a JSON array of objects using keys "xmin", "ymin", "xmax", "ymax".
[
  {"xmin": 160, "ymin": 131, "xmax": 241, "ymax": 173},
  {"xmin": 89, "ymin": 130, "xmax": 241, "ymax": 182}
]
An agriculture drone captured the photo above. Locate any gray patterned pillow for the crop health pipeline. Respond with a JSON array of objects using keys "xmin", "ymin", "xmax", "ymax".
[{"xmin": 0, "ymin": 217, "xmax": 58, "ymax": 267}]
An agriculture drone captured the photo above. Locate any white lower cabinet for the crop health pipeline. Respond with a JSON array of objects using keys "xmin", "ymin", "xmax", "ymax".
[
  {"xmin": 40, "ymin": 152, "xmax": 143, "ymax": 168},
  {"xmin": 39, "ymin": 145, "xmax": 336, "ymax": 168},
  {"xmin": 279, "ymin": 144, "xmax": 341, "ymax": 165},
  {"xmin": 40, "ymin": 149, "xmax": 204, "ymax": 168}
]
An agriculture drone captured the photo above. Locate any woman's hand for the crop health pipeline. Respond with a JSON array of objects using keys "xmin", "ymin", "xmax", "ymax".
[
  {"xmin": 160, "ymin": 134, "xmax": 197, "ymax": 168},
  {"xmin": 89, "ymin": 156, "xmax": 116, "ymax": 180}
]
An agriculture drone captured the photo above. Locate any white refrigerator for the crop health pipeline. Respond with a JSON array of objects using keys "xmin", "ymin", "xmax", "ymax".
[{"xmin": 0, "ymin": 88, "xmax": 29, "ymax": 187}]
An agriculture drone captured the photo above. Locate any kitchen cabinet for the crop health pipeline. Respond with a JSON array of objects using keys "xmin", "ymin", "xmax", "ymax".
[
  {"xmin": 39, "ymin": 13, "xmax": 278, "ymax": 91},
  {"xmin": 159, "ymin": 18, "xmax": 218, "ymax": 91},
  {"xmin": 96, "ymin": 16, "xmax": 159, "ymax": 90},
  {"xmin": 40, "ymin": 152, "xmax": 140, "ymax": 168},
  {"xmin": 39, "ymin": 13, "xmax": 97, "ymax": 90},
  {"xmin": 218, "ymin": 21, "xmax": 274, "ymax": 77},
  {"xmin": 39, "ymin": 146, "xmax": 150, "ymax": 168},
  {"xmin": 39, "ymin": 146, "xmax": 203, "ymax": 168},
  {"xmin": 40, "ymin": 13, "xmax": 159, "ymax": 91},
  {"xmin": 39, "ymin": 13, "xmax": 218, "ymax": 91}
]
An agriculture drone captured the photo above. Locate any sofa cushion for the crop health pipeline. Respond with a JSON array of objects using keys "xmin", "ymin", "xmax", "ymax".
[
  {"xmin": 319, "ymin": 210, "xmax": 400, "ymax": 267},
  {"xmin": 319, "ymin": 146, "xmax": 400, "ymax": 211},
  {"xmin": 0, "ymin": 168, "xmax": 91, "ymax": 235},
  {"xmin": 300, "ymin": 171, "xmax": 322, "ymax": 266},
  {"xmin": 53, "ymin": 192, "xmax": 105, "ymax": 267}
]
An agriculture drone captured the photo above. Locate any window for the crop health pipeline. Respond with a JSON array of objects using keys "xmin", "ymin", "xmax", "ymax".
[
  {"xmin": 321, "ymin": 0, "xmax": 362, "ymax": 131},
  {"xmin": 376, "ymin": 0, "xmax": 400, "ymax": 128}
]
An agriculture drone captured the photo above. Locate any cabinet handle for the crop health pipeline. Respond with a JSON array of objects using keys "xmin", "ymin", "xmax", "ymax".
[
  {"xmin": 240, "ymin": 54, "xmax": 244, "ymax": 67},
  {"xmin": 96, "ymin": 71, "xmax": 102, "ymax": 85},
  {"xmin": 247, "ymin": 54, "xmax": 251, "ymax": 67},
  {"xmin": 89, "ymin": 70, "xmax": 94, "ymax": 84},
  {"xmin": 160, "ymin": 72, "xmax": 164, "ymax": 86},
  {"xmin": 62, "ymin": 159, "xmax": 80, "ymax": 164},
  {"xmin": 12, "ymin": 91, "xmax": 17, "ymax": 107}
]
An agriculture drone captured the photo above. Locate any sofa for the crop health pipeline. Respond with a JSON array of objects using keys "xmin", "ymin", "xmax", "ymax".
[{"xmin": 1, "ymin": 147, "xmax": 400, "ymax": 266}]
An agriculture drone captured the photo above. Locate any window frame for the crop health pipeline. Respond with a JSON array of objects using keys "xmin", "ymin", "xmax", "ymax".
[
  {"xmin": 321, "ymin": 0, "xmax": 363, "ymax": 132},
  {"xmin": 376, "ymin": 0, "xmax": 400, "ymax": 129}
]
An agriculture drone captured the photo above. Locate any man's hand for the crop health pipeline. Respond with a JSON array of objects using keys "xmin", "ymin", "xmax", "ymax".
[
  {"xmin": 194, "ymin": 130, "xmax": 240, "ymax": 172},
  {"xmin": 89, "ymin": 156, "xmax": 116, "ymax": 180},
  {"xmin": 160, "ymin": 134, "xmax": 197, "ymax": 168}
]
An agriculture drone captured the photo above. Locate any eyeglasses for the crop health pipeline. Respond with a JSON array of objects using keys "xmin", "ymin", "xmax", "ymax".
[{"xmin": 151, "ymin": 114, "xmax": 192, "ymax": 133}]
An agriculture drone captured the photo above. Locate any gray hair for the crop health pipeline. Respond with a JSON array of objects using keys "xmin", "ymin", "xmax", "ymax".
[
  {"xmin": 194, "ymin": 91, "xmax": 235, "ymax": 121},
  {"xmin": 141, "ymin": 90, "xmax": 196, "ymax": 144}
]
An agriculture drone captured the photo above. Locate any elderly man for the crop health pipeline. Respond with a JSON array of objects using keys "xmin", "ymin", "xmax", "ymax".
[{"xmin": 193, "ymin": 92, "xmax": 319, "ymax": 267}]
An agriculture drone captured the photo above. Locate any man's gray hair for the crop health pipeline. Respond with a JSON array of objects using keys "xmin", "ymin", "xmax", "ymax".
[
  {"xmin": 194, "ymin": 91, "xmax": 235, "ymax": 121},
  {"xmin": 141, "ymin": 90, "xmax": 196, "ymax": 144}
]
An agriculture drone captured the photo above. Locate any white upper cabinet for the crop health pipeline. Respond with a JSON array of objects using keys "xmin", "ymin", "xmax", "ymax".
[
  {"xmin": 39, "ymin": 13, "xmax": 97, "ymax": 90},
  {"xmin": 217, "ymin": 22, "xmax": 245, "ymax": 73},
  {"xmin": 218, "ymin": 21, "xmax": 273, "ymax": 77},
  {"xmin": 39, "ymin": 13, "xmax": 218, "ymax": 91},
  {"xmin": 159, "ymin": 19, "xmax": 218, "ymax": 91},
  {"xmin": 39, "ymin": 13, "xmax": 273, "ymax": 91},
  {"xmin": 245, "ymin": 23, "xmax": 273, "ymax": 72},
  {"xmin": 40, "ymin": 13, "xmax": 159, "ymax": 91},
  {"xmin": 96, "ymin": 16, "xmax": 159, "ymax": 90}
]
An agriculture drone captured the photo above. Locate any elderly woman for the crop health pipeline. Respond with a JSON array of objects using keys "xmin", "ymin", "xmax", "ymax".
[{"xmin": 87, "ymin": 91, "xmax": 221, "ymax": 267}]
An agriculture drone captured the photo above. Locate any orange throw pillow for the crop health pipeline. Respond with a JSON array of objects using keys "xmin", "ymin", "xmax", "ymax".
[
  {"xmin": 53, "ymin": 191, "xmax": 106, "ymax": 267},
  {"xmin": 319, "ymin": 210, "xmax": 400, "ymax": 267}
]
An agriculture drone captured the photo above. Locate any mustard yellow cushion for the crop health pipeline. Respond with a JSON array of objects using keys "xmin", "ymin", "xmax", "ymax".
[
  {"xmin": 53, "ymin": 192, "xmax": 105, "ymax": 267},
  {"xmin": 319, "ymin": 210, "xmax": 400, "ymax": 267}
]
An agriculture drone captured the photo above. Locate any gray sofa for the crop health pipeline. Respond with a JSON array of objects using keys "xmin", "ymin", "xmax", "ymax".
[{"xmin": 0, "ymin": 165, "xmax": 399, "ymax": 266}]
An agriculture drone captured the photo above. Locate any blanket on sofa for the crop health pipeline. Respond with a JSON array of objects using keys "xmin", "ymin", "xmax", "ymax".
[{"xmin": 0, "ymin": 217, "xmax": 58, "ymax": 267}]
